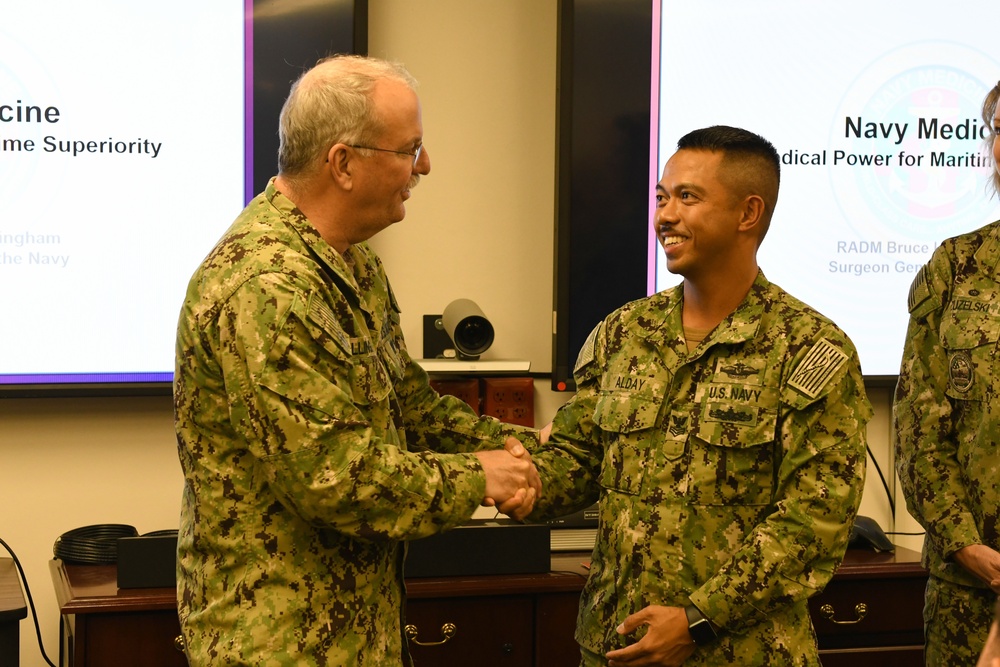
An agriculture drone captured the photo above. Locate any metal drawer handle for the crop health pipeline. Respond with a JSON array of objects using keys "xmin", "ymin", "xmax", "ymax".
[
  {"xmin": 819, "ymin": 602, "xmax": 868, "ymax": 624},
  {"xmin": 174, "ymin": 635, "xmax": 186, "ymax": 652},
  {"xmin": 405, "ymin": 622, "xmax": 457, "ymax": 646}
]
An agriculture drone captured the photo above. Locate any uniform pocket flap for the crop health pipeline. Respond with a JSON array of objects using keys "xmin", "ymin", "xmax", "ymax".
[
  {"xmin": 941, "ymin": 310, "xmax": 1000, "ymax": 349},
  {"xmin": 593, "ymin": 391, "xmax": 662, "ymax": 433}
]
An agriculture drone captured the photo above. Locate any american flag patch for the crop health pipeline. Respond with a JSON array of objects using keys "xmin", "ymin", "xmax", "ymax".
[
  {"xmin": 788, "ymin": 338, "xmax": 848, "ymax": 398},
  {"xmin": 907, "ymin": 266, "xmax": 930, "ymax": 313},
  {"xmin": 574, "ymin": 323, "xmax": 601, "ymax": 373},
  {"xmin": 309, "ymin": 298, "xmax": 351, "ymax": 353}
]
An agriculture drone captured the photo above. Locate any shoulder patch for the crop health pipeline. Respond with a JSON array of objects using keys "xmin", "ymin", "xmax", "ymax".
[
  {"xmin": 907, "ymin": 265, "xmax": 931, "ymax": 313},
  {"xmin": 308, "ymin": 297, "xmax": 351, "ymax": 354},
  {"xmin": 574, "ymin": 322, "xmax": 602, "ymax": 374},
  {"xmin": 788, "ymin": 337, "xmax": 849, "ymax": 399}
]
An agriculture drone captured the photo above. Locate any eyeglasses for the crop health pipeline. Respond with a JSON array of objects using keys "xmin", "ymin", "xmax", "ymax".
[{"xmin": 348, "ymin": 143, "xmax": 423, "ymax": 166}]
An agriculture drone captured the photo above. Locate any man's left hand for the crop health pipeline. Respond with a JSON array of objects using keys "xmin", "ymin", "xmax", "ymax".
[{"xmin": 605, "ymin": 605, "xmax": 696, "ymax": 667}]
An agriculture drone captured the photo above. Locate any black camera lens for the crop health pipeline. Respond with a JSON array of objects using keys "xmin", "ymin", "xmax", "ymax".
[{"xmin": 455, "ymin": 316, "xmax": 494, "ymax": 356}]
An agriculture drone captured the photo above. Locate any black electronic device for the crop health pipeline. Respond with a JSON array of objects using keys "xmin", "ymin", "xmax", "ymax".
[
  {"xmin": 543, "ymin": 503, "xmax": 598, "ymax": 529},
  {"xmin": 116, "ymin": 532, "xmax": 178, "ymax": 589},
  {"xmin": 544, "ymin": 503, "xmax": 599, "ymax": 552},
  {"xmin": 848, "ymin": 515, "xmax": 895, "ymax": 553},
  {"xmin": 405, "ymin": 521, "xmax": 550, "ymax": 578}
]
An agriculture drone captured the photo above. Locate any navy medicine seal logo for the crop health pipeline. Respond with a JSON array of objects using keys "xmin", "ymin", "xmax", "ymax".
[{"xmin": 948, "ymin": 351, "xmax": 974, "ymax": 393}]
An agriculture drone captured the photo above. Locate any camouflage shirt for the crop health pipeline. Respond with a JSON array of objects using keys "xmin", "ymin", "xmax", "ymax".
[
  {"xmin": 174, "ymin": 179, "xmax": 532, "ymax": 666},
  {"xmin": 894, "ymin": 219, "xmax": 1000, "ymax": 589},
  {"xmin": 531, "ymin": 271, "xmax": 871, "ymax": 665}
]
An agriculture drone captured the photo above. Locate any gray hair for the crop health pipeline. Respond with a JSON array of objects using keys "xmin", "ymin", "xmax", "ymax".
[{"xmin": 277, "ymin": 55, "xmax": 417, "ymax": 180}]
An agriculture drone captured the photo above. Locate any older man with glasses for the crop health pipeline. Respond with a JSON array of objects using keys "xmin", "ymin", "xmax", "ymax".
[{"xmin": 173, "ymin": 54, "xmax": 541, "ymax": 667}]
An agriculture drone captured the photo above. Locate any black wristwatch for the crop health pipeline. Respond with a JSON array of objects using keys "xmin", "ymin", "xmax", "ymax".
[{"xmin": 684, "ymin": 605, "xmax": 718, "ymax": 645}]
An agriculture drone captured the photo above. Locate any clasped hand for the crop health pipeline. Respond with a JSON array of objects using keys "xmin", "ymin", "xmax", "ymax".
[{"xmin": 475, "ymin": 437, "xmax": 542, "ymax": 520}]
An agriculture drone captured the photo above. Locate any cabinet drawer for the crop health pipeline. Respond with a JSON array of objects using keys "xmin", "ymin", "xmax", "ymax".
[
  {"xmin": 810, "ymin": 576, "xmax": 925, "ymax": 650},
  {"xmin": 819, "ymin": 645, "xmax": 922, "ymax": 667},
  {"xmin": 405, "ymin": 596, "xmax": 533, "ymax": 667},
  {"xmin": 72, "ymin": 610, "xmax": 188, "ymax": 667}
]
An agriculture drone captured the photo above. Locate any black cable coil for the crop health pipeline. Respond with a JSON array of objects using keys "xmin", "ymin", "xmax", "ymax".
[{"xmin": 52, "ymin": 524, "xmax": 139, "ymax": 564}]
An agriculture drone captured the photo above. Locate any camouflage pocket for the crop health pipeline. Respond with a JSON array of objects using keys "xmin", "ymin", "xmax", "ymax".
[
  {"xmin": 349, "ymin": 352, "xmax": 392, "ymax": 407},
  {"xmin": 593, "ymin": 391, "xmax": 659, "ymax": 495},
  {"xmin": 686, "ymin": 411, "xmax": 777, "ymax": 506}
]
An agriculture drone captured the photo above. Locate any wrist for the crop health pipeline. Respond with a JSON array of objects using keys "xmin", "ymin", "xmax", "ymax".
[
  {"xmin": 684, "ymin": 604, "xmax": 718, "ymax": 645},
  {"xmin": 953, "ymin": 544, "xmax": 984, "ymax": 569}
]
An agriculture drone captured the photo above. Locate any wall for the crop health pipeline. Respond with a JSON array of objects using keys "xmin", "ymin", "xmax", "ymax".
[
  {"xmin": 2, "ymin": 396, "xmax": 181, "ymax": 667},
  {"xmin": 0, "ymin": 2, "xmax": 917, "ymax": 666}
]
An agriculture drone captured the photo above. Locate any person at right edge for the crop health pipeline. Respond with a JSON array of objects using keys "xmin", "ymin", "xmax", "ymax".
[
  {"xmin": 894, "ymin": 79, "xmax": 1000, "ymax": 666},
  {"xmin": 979, "ymin": 599, "xmax": 1000, "ymax": 667},
  {"xmin": 529, "ymin": 125, "xmax": 872, "ymax": 665}
]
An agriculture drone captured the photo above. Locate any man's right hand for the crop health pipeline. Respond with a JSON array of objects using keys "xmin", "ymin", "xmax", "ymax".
[{"xmin": 475, "ymin": 438, "xmax": 542, "ymax": 520}]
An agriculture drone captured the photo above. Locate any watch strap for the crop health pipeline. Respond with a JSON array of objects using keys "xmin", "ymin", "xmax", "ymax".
[{"xmin": 684, "ymin": 604, "xmax": 718, "ymax": 645}]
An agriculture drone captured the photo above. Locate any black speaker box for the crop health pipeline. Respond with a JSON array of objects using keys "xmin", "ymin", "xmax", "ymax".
[
  {"xmin": 116, "ymin": 534, "xmax": 177, "ymax": 589},
  {"xmin": 405, "ymin": 521, "xmax": 551, "ymax": 578}
]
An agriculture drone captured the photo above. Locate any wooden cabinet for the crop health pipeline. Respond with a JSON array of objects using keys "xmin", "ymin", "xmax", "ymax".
[
  {"xmin": 48, "ymin": 555, "xmax": 589, "ymax": 667},
  {"xmin": 405, "ymin": 595, "xmax": 535, "ymax": 664},
  {"xmin": 810, "ymin": 546, "xmax": 927, "ymax": 666},
  {"xmin": 50, "ymin": 547, "xmax": 927, "ymax": 667},
  {"xmin": 405, "ymin": 548, "xmax": 928, "ymax": 667},
  {"xmin": 404, "ymin": 553, "xmax": 587, "ymax": 666},
  {"xmin": 49, "ymin": 560, "xmax": 186, "ymax": 667}
]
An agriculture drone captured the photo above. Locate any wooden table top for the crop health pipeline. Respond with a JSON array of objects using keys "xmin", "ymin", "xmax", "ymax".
[
  {"xmin": 47, "ymin": 546, "xmax": 925, "ymax": 613},
  {"xmin": 0, "ymin": 559, "xmax": 27, "ymax": 622}
]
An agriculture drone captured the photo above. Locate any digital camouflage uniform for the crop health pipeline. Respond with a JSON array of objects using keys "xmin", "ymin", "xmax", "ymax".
[
  {"xmin": 174, "ymin": 179, "xmax": 534, "ymax": 666},
  {"xmin": 530, "ymin": 272, "xmax": 871, "ymax": 665},
  {"xmin": 894, "ymin": 220, "xmax": 1000, "ymax": 666}
]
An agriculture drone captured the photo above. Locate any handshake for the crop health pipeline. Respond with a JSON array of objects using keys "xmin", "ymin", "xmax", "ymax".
[{"xmin": 474, "ymin": 437, "xmax": 543, "ymax": 521}]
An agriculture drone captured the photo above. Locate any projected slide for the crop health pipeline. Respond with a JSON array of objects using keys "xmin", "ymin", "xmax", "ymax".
[
  {"xmin": 0, "ymin": 1, "xmax": 244, "ymax": 381},
  {"xmin": 653, "ymin": 1, "xmax": 1000, "ymax": 376}
]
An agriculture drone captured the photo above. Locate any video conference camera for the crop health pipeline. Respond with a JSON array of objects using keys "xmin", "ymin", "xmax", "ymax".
[{"xmin": 441, "ymin": 298, "xmax": 495, "ymax": 360}]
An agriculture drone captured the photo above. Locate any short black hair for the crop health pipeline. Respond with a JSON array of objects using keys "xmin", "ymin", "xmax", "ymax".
[
  {"xmin": 676, "ymin": 125, "xmax": 781, "ymax": 240},
  {"xmin": 676, "ymin": 125, "xmax": 780, "ymax": 183}
]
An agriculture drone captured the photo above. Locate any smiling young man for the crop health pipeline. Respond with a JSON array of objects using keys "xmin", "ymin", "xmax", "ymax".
[
  {"xmin": 530, "ymin": 126, "xmax": 872, "ymax": 666},
  {"xmin": 173, "ymin": 55, "xmax": 541, "ymax": 667}
]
